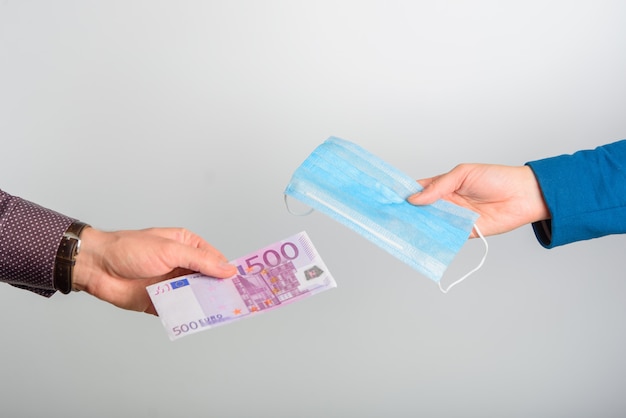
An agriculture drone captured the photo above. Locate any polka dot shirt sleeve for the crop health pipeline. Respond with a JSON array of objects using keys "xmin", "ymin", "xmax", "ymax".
[{"xmin": 0, "ymin": 189, "xmax": 75, "ymax": 297}]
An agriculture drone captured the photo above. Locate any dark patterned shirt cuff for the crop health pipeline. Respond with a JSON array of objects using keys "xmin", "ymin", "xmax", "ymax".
[{"xmin": 0, "ymin": 189, "xmax": 75, "ymax": 296}]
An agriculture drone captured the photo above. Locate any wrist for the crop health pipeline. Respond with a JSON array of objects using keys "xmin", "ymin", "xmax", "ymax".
[
  {"xmin": 522, "ymin": 165, "xmax": 550, "ymax": 223},
  {"xmin": 72, "ymin": 227, "xmax": 106, "ymax": 292}
]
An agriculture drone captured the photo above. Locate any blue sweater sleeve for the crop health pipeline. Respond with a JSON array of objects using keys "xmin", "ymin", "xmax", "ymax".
[{"xmin": 526, "ymin": 139, "xmax": 626, "ymax": 248}]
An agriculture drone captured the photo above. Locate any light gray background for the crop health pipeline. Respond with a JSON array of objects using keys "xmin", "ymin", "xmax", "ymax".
[{"xmin": 1, "ymin": 1, "xmax": 625, "ymax": 417}]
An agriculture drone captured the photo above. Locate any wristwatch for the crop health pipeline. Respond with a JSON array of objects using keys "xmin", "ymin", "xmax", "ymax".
[{"xmin": 54, "ymin": 221, "xmax": 90, "ymax": 294}]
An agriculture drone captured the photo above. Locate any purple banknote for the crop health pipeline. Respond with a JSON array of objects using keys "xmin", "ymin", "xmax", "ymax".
[{"xmin": 147, "ymin": 231, "xmax": 337, "ymax": 340}]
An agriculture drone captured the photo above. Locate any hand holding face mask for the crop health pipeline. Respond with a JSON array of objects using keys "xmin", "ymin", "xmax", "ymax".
[
  {"xmin": 284, "ymin": 137, "xmax": 488, "ymax": 292},
  {"xmin": 407, "ymin": 163, "xmax": 550, "ymax": 238}
]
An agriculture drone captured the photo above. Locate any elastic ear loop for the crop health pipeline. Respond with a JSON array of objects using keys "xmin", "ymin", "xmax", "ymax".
[
  {"xmin": 284, "ymin": 194, "xmax": 314, "ymax": 216},
  {"xmin": 438, "ymin": 224, "xmax": 489, "ymax": 294}
]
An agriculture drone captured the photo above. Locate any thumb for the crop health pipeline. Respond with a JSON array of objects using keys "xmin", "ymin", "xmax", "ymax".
[
  {"xmin": 407, "ymin": 176, "xmax": 445, "ymax": 205},
  {"xmin": 169, "ymin": 243, "xmax": 237, "ymax": 279}
]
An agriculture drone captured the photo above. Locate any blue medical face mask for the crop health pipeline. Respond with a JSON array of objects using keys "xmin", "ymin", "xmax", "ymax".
[{"xmin": 284, "ymin": 137, "xmax": 488, "ymax": 292}]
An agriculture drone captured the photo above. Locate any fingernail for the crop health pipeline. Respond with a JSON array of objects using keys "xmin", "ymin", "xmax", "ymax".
[{"xmin": 219, "ymin": 262, "xmax": 237, "ymax": 273}]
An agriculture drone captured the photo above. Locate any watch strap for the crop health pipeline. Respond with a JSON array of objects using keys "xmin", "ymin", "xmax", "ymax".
[{"xmin": 54, "ymin": 221, "xmax": 90, "ymax": 294}]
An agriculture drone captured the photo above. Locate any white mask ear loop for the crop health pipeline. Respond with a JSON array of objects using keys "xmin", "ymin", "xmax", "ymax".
[
  {"xmin": 284, "ymin": 194, "xmax": 314, "ymax": 216},
  {"xmin": 438, "ymin": 224, "xmax": 489, "ymax": 294}
]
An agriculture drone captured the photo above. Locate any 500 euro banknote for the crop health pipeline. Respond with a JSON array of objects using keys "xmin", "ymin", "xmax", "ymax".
[{"xmin": 147, "ymin": 231, "xmax": 337, "ymax": 340}]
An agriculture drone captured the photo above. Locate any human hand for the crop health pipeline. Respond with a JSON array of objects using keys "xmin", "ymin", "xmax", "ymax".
[
  {"xmin": 72, "ymin": 227, "xmax": 237, "ymax": 315},
  {"xmin": 407, "ymin": 164, "xmax": 550, "ymax": 238}
]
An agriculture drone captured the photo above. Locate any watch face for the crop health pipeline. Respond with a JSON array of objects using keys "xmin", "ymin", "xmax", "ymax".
[
  {"xmin": 59, "ymin": 235, "xmax": 80, "ymax": 260},
  {"xmin": 61, "ymin": 221, "xmax": 88, "ymax": 258}
]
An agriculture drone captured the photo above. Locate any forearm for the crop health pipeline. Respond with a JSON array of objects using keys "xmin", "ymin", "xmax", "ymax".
[{"xmin": 526, "ymin": 139, "xmax": 626, "ymax": 248}]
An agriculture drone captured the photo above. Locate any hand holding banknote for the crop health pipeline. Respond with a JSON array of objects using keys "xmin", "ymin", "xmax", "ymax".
[
  {"xmin": 73, "ymin": 227, "xmax": 237, "ymax": 314},
  {"xmin": 148, "ymin": 231, "xmax": 336, "ymax": 340}
]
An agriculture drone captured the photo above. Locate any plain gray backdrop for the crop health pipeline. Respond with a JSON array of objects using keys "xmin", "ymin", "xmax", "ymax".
[{"xmin": 1, "ymin": 1, "xmax": 626, "ymax": 417}]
